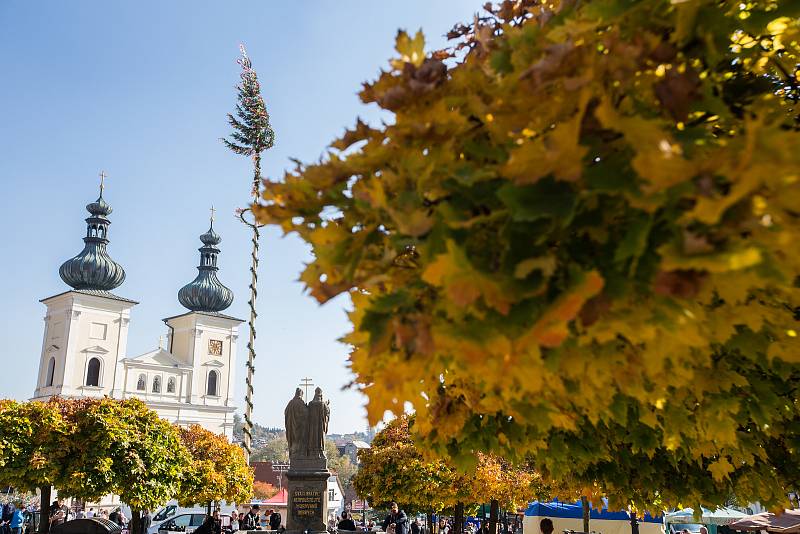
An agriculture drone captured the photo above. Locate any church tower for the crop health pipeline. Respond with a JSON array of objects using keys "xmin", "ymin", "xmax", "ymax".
[
  {"xmin": 159, "ymin": 213, "xmax": 241, "ymax": 435},
  {"xmin": 33, "ymin": 178, "xmax": 136, "ymax": 400}
]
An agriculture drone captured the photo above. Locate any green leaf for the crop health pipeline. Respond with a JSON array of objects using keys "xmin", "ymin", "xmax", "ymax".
[{"xmin": 497, "ymin": 177, "xmax": 576, "ymax": 224}]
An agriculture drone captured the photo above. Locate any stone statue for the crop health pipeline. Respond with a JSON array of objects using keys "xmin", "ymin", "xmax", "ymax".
[
  {"xmin": 285, "ymin": 388, "xmax": 308, "ymax": 460},
  {"xmin": 307, "ymin": 387, "xmax": 330, "ymax": 459}
]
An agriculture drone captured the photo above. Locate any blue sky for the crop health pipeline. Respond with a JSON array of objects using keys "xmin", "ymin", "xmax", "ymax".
[{"xmin": 0, "ymin": 1, "xmax": 477, "ymax": 433}]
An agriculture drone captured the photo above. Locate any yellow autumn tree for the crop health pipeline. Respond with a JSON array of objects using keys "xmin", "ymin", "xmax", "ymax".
[
  {"xmin": 177, "ymin": 425, "xmax": 254, "ymax": 506},
  {"xmin": 0, "ymin": 400, "xmax": 69, "ymax": 533},
  {"xmin": 353, "ymin": 416, "xmax": 463, "ymax": 513},
  {"xmin": 253, "ymin": 481, "xmax": 279, "ymax": 500},
  {"xmin": 255, "ymin": 0, "xmax": 800, "ymax": 512}
]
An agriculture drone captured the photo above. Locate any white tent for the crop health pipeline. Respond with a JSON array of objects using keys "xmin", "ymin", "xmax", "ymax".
[{"xmin": 665, "ymin": 508, "xmax": 747, "ymax": 526}]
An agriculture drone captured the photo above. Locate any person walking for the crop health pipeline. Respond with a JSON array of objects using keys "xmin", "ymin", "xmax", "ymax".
[
  {"xmin": 243, "ymin": 506, "xmax": 261, "ymax": 531},
  {"xmin": 9, "ymin": 505, "xmax": 24, "ymax": 534},
  {"xmin": 338, "ymin": 512, "xmax": 357, "ymax": 532},
  {"xmin": 268, "ymin": 510, "xmax": 281, "ymax": 532},
  {"xmin": 140, "ymin": 510, "xmax": 152, "ymax": 534},
  {"xmin": 210, "ymin": 511, "xmax": 222, "ymax": 534},
  {"xmin": 49, "ymin": 501, "xmax": 65, "ymax": 529},
  {"xmin": 109, "ymin": 509, "xmax": 121, "ymax": 526},
  {"xmin": 194, "ymin": 516, "xmax": 215, "ymax": 534},
  {"xmin": 2, "ymin": 502, "xmax": 15, "ymax": 534},
  {"xmin": 382, "ymin": 504, "xmax": 408, "ymax": 534}
]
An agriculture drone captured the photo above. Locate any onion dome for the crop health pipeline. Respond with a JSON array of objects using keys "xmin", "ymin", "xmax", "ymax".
[
  {"xmin": 59, "ymin": 180, "xmax": 126, "ymax": 291},
  {"xmin": 178, "ymin": 213, "xmax": 233, "ymax": 312}
]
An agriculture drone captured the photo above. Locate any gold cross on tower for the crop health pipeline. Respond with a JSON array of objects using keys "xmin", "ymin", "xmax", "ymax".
[
  {"xmin": 99, "ymin": 170, "xmax": 107, "ymax": 196},
  {"xmin": 299, "ymin": 377, "xmax": 314, "ymax": 399}
]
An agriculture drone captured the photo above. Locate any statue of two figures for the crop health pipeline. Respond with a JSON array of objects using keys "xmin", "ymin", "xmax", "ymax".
[{"xmin": 285, "ymin": 387, "xmax": 331, "ymax": 463}]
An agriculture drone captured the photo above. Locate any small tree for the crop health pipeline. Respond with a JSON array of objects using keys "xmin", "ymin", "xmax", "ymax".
[
  {"xmin": 470, "ymin": 453, "xmax": 546, "ymax": 534},
  {"xmin": 253, "ymin": 481, "xmax": 279, "ymax": 500},
  {"xmin": 0, "ymin": 399, "xmax": 69, "ymax": 533},
  {"xmin": 177, "ymin": 425, "xmax": 254, "ymax": 507},
  {"xmin": 56, "ymin": 398, "xmax": 188, "ymax": 534},
  {"xmin": 353, "ymin": 416, "xmax": 463, "ymax": 514}
]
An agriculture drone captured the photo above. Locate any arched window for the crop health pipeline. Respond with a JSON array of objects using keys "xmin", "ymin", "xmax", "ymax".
[
  {"xmin": 86, "ymin": 357, "xmax": 101, "ymax": 387},
  {"xmin": 137, "ymin": 374, "xmax": 146, "ymax": 391},
  {"xmin": 45, "ymin": 357, "xmax": 56, "ymax": 387},
  {"xmin": 167, "ymin": 377, "xmax": 176, "ymax": 394},
  {"xmin": 207, "ymin": 370, "xmax": 218, "ymax": 396},
  {"xmin": 152, "ymin": 375, "xmax": 162, "ymax": 393}
]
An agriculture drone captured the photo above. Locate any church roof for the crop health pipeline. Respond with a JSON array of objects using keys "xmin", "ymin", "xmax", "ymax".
[
  {"xmin": 123, "ymin": 347, "xmax": 192, "ymax": 369},
  {"xmin": 162, "ymin": 310, "xmax": 245, "ymax": 323},
  {"xmin": 59, "ymin": 183, "xmax": 126, "ymax": 291},
  {"xmin": 177, "ymin": 218, "xmax": 234, "ymax": 313},
  {"xmin": 40, "ymin": 289, "xmax": 139, "ymax": 305}
]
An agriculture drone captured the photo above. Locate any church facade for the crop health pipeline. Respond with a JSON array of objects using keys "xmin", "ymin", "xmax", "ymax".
[{"xmin": 31, "ymin": 184, "xmax": 241, "ymax": 438}]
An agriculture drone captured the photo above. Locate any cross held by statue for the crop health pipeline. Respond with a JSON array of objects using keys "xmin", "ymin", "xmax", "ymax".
[{"xmin": 299, "ymin": 377, "xmax": 314, "ymax": 399}]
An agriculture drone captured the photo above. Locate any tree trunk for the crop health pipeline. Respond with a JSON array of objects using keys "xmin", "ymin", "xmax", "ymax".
[
  {"xmin": 489, "ymin": 500, "xmax": 499, "ymax": 534},
  {"xmin": 427, "ymin": 512, "xmax": 434, "ymax": 534},
  {"xmin": 581, "ymin": 496, "xmax": 590, "ymax": 534},
  {"xmin": 38, "ymin": 486, "xmax": 52, "ymax": 534},
  {"xmin": 455, "ymin": 502, "xmax": 465, "ymax": 534},
  {"xmin": 630, "ymin": 512, "xmax": 639, "ymax": 534},
  {"xmin": 130, "ymin": 509, "xmax": 141, "ymax": 534}
]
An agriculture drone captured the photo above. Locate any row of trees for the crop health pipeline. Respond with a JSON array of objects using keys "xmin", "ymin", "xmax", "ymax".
[
  {"xmin": 254, "ymin": 0, "xmax": 800, "ymax": 515},
  {"xmin": 354, "ymin": 416, "xmax": 551, "ymax": 533},
  {"xmin": 0, "ymin": 397, "xmax": 253, "ymax": 534}
]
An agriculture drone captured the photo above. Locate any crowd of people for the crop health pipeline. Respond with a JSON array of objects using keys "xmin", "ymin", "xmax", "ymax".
[
  {"xmin": 327, "ymin": 502, "xmax": 423, "ymax": 534},
  {"xmin": 3, "ymin": 499, "xmax": 512, "ymax": 534}
]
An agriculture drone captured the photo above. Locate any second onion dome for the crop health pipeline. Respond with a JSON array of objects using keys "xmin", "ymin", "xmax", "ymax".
[{"xmin": 178, "ymin": 214, "xmax": 233, "ymax": 312}]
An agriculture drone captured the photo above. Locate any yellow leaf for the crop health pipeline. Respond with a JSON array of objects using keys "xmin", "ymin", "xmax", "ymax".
[
  {"xmin": 394, "ymin": 29, "xmax": 426, "ymax": 68},
  {"xmin": 709, "ymin": 457, "xmax": 735, "ymax": 481},
  {"xmin": 595, "ymin": 99, "xmax": 698, "ymax": 194}
]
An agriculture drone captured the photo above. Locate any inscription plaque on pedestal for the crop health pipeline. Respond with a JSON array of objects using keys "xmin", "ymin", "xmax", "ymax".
[
  {"xmin": 284, "ymin": 386, "xmax": 331, "ymax": 533},
  {"xmin": 288, "ymin": 484, "xmax": 327, "ymax": 531}
]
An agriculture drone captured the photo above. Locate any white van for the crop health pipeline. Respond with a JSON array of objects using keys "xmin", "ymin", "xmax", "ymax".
[{"xmin": 147, "ymin": 502, "xmax": 238, "ymax": 534}]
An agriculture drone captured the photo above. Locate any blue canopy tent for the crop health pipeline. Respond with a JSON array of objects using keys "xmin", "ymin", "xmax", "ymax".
[{"xmin": 523, "ymin": 501, "xmax": 663, "ymax": 534}]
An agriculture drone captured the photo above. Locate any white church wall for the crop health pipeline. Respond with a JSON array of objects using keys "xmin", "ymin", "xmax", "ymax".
[
  {"xmin": 34, "ymin": 292, "xmax": 134, "ymax": 400},
  {"xmin": 165, "ymin": 312, "xmax": 239, "ymax": 410}
]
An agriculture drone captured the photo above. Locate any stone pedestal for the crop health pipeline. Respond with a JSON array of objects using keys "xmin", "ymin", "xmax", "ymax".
[{"xmin": 286, "ymin": 464, "xmax": 329, "ymax": 533}]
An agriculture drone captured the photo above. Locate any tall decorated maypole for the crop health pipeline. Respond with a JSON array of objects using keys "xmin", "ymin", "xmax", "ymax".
[{"xmin": 223, "ymin": 44, "xmax": 275, "ymax": 461}]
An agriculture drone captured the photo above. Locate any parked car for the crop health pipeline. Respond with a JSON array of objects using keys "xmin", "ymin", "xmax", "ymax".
[
  {"xmin": 157, "ymin": 514, "xmax": 208, "ymax": 534},
  {"xmin": 148, "ymin": 503, "xmax": 237, "ymax": 534}
]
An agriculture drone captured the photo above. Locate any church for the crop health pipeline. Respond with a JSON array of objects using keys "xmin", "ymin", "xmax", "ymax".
[{"xmin": 31, "ymin": 181, "xmax": 241, "ymax": 438}]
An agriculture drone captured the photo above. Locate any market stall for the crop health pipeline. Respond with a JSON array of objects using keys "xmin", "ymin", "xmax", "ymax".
[
  {"xmin": 728, "ymin": 510, "xmax": 800, "ymax": 533},
  {"xmin": 523, "ymin": 501, "xmax": 663, "ymax": 534}
]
